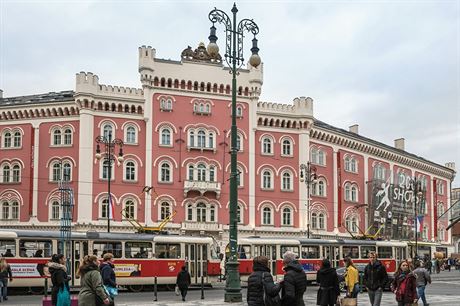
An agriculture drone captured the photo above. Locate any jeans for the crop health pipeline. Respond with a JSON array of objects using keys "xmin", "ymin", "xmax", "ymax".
[
  {"xmin": 368, "ymin": 288, "xmax": 383, "ymax": 306},
  {"xmin": 417, "ymin": 285, "xmax": 428, "ymax": 306},
  {"xmin": 350, "ymin": 283, "xmax": 360, "ymax": 298},
  {"xmin": 0, "ymin": 278, "xmax": 8, "ymax": 300}
]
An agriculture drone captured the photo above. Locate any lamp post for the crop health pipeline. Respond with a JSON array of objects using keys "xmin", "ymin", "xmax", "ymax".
[
  {"xmin": 300, "ymin": 162, "xmax": 318, "ymax": 238},
  {"xmin": 409, "ymin": 177, "xmax": 423, "ymax": 261},
  {"xmin": 208, "ymin": 4, "xmax": 261, "ymax": 302},
  {"xmin": 95, "ymin": 132, "xmax": 124, "ymax": 233}
]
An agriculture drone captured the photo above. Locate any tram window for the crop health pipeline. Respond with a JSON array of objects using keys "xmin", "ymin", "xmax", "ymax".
[
  {"xmin": 361, "ymin": 246, "xmax": 376, "ymax": 258},
  {"xmin": 301, "ymin": 245, "xmax": 320, "ymax": 259},
  {"xmin": 237, "ymin": 245, "xmax": 251, "ymax": 259},
  {"xmin": 155, "ymin": 243, "xmax": 181, "ymax": 259},
  {"xmin": 377, "ymin": 246, "xmax": 392, "ymax": 259},
  {"xmin": 280, "ymin": 245, "xmax": 299, "ymax": 258},
  {"xmin": 342, "ymin": 246, "xmax": 359, "ymax": 259},
  {"xmin": 125, "ymin": 242, "xmax": 153, "ymax": 259},
  {"xmin": 93, "ymin": 242, "xmax": 122, "ymax": 258},
  {"xmin": 19, "ymin": 240, "xmax": 52, "ymax": 258},
  {"xmin": 0, "ymin": 240, "xmax": 15, "ymax": 257}
]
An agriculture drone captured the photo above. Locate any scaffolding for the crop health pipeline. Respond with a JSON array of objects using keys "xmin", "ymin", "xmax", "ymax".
[{"xmin": 58, "ymin": 175, "xmax": 74, "ymax": 275}]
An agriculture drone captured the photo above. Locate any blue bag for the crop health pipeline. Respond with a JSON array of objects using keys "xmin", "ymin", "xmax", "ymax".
[
  {"xmin": 104, "ymin": 285, "xmax": 118, "ymax": 298},
  {"xmin": 56, "ymin": 286, "xmax": 71, "ymax": 306}
]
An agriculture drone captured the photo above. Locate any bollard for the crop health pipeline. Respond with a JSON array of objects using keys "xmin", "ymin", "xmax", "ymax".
[
  {"xmin": 154, "ymin": 276, "xmax": 158, "ymax": 302},
  {"xmin": 44, "ymin": 277, "xmax": 48, "ymax": 298},
  {"xmin": 201, "ymin": 275, "xmax": 204, "ymax": 300}
]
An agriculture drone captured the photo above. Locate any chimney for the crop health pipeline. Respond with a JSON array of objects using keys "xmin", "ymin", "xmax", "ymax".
[
  {"xmin": 394, "ymin": 138, "xmax": 405, "ymax": 150},
  {"xmin": 445, "ymin": 162, "xmax": 456, "ymax": 170},
  {"xmin": 349, "ymin": 124, "xmax": 359, "ymax": 134}
]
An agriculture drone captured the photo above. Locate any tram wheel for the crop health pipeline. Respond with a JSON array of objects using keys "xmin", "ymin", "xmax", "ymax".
[
  {"xmin": 166, "ymin": 284, "xmax": 176, "ymax": 291},
  {"xmin": 128, "ymin": 285, "xmax": 144, "ymax": 292},
  {"xmin": 29, "ymin": 287, "xmax": 45, "ymax": 295}
]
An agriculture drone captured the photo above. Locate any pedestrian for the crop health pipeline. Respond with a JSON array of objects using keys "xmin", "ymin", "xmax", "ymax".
[
  {"xmin": 413, "ymin": 260, "xmax": 431, "ymax": 306},
  {"xmin": 344, "ymin": 257, "xmax": 359, "ymax": 299},
  {"xmin": 77, "ymin": 255, "xmax": 110, "ymax": 306},
  {"xmin": 425, "ymin": 258, "xmax": 432, "ymax": 274},
  {"xmin": 363, "ymin": 251, "xmax": 388, "ymax": 306},
  {"xmin": 48, "ymin": 254, "xmax": 70, "ymax": 306},
  {"xmin": 391, "ymin": 260, "xmax": 417, "ymax": 306},
  {"xmin": 316, "ymin": 259, "xmax": 340, "ymax": 306},
  {"xmin": 280, "ymin": 251, "xmax": 307, "ymax": 306},
  {"xmin": 175, "ymin": 266, "xmax": 191, "ymax": 302},
  {"xmin": 246, "ymin": 255, "xmax": 281, "ymax": 306},
  {"xmin": 100, "ymin": 253, "xmax": 117, "ymax": 305},
  {"xmin": 0, "ymin": 257, "xmax": 13, "ymax": 302}
]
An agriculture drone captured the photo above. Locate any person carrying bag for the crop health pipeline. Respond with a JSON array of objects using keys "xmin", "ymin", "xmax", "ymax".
[
  {"xmin": 247, "ymin": 255, "xmax": 281, "ymax": 306},
  {"xmin": 48, "ymin": 254, "xmax": 71, "ymax": 306}
]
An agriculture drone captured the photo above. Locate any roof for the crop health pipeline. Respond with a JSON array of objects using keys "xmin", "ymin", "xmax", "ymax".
[{"xmin": 0, "ymin": 90, "xmax": 74, "ymax": 107}]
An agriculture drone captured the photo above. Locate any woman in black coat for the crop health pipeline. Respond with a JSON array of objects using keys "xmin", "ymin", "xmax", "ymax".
[
  {"xmin": 247, "ymin": 255, "xmax": 281, "ymax": 306},
  {"xmin": 176, "ymin": 266, "xmax": 191, "ymax": 301},
  {"xmin": 48, "ymin": 254, "xmax": 70, "ymax": 306},
  {"xmin": 316, "ymin": 259, "xmax": 340, "ymax": 306}
]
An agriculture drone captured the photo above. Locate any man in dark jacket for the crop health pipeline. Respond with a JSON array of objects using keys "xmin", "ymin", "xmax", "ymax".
[
  {"xmin": 363, "ymin": 251, "xmax": 388, "ymax": 306},
  {"xmin": 176, "ymin": 266, "xmax": 191, "ymax": 301},
  {"xmin": 246, "ymin": 256, "xmax": 281, "ymax": 306},
  {"xmin": 100, "ymin": 253, "xmax": 117, "ymax": 306},
  {"xmin": 281, "ymin": 251, "xmax": 307, "ymax": 306}
]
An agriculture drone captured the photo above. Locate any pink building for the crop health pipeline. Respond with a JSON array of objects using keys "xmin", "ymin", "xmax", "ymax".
[{"xmin": 0, "ymin": 43, "xmax": 456, "ymax": 251}]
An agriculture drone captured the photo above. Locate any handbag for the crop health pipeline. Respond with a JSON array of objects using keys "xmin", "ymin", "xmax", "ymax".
[
  {"xmin": 104, "ymin": 285, "xmax": 118, "ymax": 298},
  {"xmin": 340, "ymin": 297, "xmax": 357, "ymax": 306},
  {"xmin": 56, "ymin": 286, "xmax": 71, "ymax": 306},
  {"xmin": 262, "ymin": 272, "xmax": 281, "ymax": 306},
  {"xmin": 175, "ymin": 285, "xmax": 180, "ymax": 296}
]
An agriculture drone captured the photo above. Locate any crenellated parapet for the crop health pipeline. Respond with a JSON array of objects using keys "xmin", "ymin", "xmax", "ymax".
[{"xmin": 76, "ymin": 72, "xmax": 144, "ymax": 99}]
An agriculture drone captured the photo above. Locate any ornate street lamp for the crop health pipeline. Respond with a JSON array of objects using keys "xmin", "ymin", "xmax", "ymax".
[
  {"xmin": 409, "ymin": 178, "xmax": 423, "ymax": 261},
  {"xmin": 300, "ymin": 162, "xmax": 318, "ymax": 239},
  {"xmin": 95, "ymin": 132, "xmax": 124, "ymax": 233},
  {"xmin": 208, "ymin": 4, "xmax": 261, "ymax": 302}
]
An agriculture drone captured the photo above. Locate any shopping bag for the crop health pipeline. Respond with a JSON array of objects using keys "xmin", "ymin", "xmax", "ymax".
[
  {"xmin": 340, "ymin": 297, "xmax": 357, "ymax": 306},
  {"xmin": 175, "ymin": 285, "xmax": 180, "ymax": 296},
  {"xmin": 56, "ymin": 286, "xmax": 71, "ymax": 306},
  {"xmin": 103, "ymin": 285, "xmax": 118, "ymax": 297}
]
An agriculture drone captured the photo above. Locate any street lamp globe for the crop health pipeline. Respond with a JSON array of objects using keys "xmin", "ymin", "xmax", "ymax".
[
  {"xmin": 95, "ymin": 152, "xmax": 102, "ymax": 160},
  {"xmin": 117, "ymin": 155, "xmax": 124, "ymax": 163},
  {"xmin": 249, "ymin": 53, "xmax": 261, "ymax": 68},
  {"xmin": 207, "ymin": 42, "xmax": 219, "ymax": 57}
]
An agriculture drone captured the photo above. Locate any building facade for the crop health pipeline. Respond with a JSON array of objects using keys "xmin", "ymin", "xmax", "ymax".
[
  {"xmin": 451, "ymin": 187, "xmax": 460, "ymax": 252},
  {"xmin": 0, "ymin": 43, "xmax": 456, "ymax": 252}
]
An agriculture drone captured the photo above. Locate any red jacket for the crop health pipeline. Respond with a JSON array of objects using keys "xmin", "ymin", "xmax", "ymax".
[{"xmin": 392, "ymin": 272, "xmax": 417, "ymax": 304}]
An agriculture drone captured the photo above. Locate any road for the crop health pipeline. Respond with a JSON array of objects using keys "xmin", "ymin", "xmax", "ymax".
[{"xmin": 4, "ymin": 270, "xmax": 460, "ymax": 305}]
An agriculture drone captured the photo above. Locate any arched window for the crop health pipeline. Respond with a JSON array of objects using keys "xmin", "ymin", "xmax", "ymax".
[
  {"xmin": 373, "ymin": 164, "xmax": 386, "ymax": 180},
  {"xmin": 318, "ymin": 150, "xmax": 325, "ymax": 165},
  {"xmin": 124, "ymin": 200, "xmax": 135, "ymax": 219},
  {"xmin": 351, "ymin": 185, "xmax": 358, "ymax": 202},
  {"xmin": 12, "ymin": 165, "xmax": 20, "ymax": 182},
  {"xmin": 197, "ymin": 130, "xmax": 206, "ymax": 148},
  {"xmin": 311, "ymin": 148, "xmax": 325, "ymax": 165},
  {"xmin": 13, "ymin": 131, "xmax": 21, "ymax": 147},
  {"xmin": 345, "ymin": 156, "xmax": 351, "ymax": 171},
  {"xmin": 345, "ymin": 184, "xmax": 351, "ymax": 201},
  {"xmin": 102, "ymin": 160, "xmax": 112, "ymax": 180},
  {"xmin": 160, "ymin": 162, "xmax": 171, "ymax": 182},
  {"xmin": 208, "ymin": 132, "xmax": 214, "ymax": 148},
  {"xmin": 125, "ymin": 161, "xmax": 136, "ymax": 181},
  {"xmin": 51, "ymin": 201, "xmax": 60, "ymax": 220},
  {"xmin": 282, "ymin": 207, "xmax": 292, "ymax": 226},
  {"xmin": 236, "ymin": 106, "xmax": 243, "ymax": 117},
  {"xmin": 62, "ymin": 162, "xmax": 71, "ymax": 181},
  {"xmin": 209, "ymin": 166, "xmax": 215, "ymax": 182},
  {"xmin": 209, "ymin": 205, "xmax": 216, "ymax": 222},
  {"xmin": 3, "ymin": 132, "xmax": 11, "ymax": 148},
  {"xmin": 205, "ymin": 104, "xmax": 210, "ymax": 113},
  {"xmin": 345, "ymin": 216, "xmax": 358, "ymax": 232},
  {"xmin": 126, "ymin": 126, "xmax": 136, "ymax": 144},
  {"xmin": 189, "ymin": 130, "xmax": 195, "ymax": 147},
  {"xmin": 103, "ymin": 124, "xmax": 113, "ymax": 139},
  {"xmin": 236, "ymin": 134, "xmax": 242, "ymax": 151},
  {"xmin": 350, "ymin": 158, "xmax": 357, "ymax": 173},
  {"xmin": 282, "ymin": 171, "xmax": 292, "ymax": 191},
  {"xmin": 2, "ymin": 165, "xmax": 10, "ymax": 183},
  {"xmin": 398, "ymin": 172, "xmax": 406, "ymax": 186},
  {"xmin": 311, "ymin": 212, "xmax": 318, "ymax": 229},
  {"xmin": 188, "ymin": 165, "xmax": 194, "ymax": 181},
  {"xmin": 282, "ymin": 139, "xmax": 292, "ymax": 156},
  {"xmin": 197, "ymin": 203, "xmax": 206, "ymax": 222},
  {"xmin": 187, "ymin": 204, "xmax": 193, "ymax": 221},
  {"xmin": 160, "ymin": 202, "xmax": 171, "ymax": 220},
  {"xmin": 197, "ymin": 164, "xmax": 206, "ymax": 181},
  {"xmin": 262, "ymin": 207, "xmax": 272, "ymax": 225},
  {"xmin": 53, "ymin": 130, "xmax": 62, "ymax": 145},
  {"xmin": 160, "ymin": 128, "xmax": 171, "ymax": 146},
  {"xmin": 1, "ymin": 201, "xmax": 10, "ymax": 219},
  {"xmin": 101, "ymin": 199, "xmax": 109, "ymax": 219},
  {"xmin": 236, "ymin": 166, "xmax": 243, "ymax": 187},
  {"xmin": 437, "ymin": 228, "xmax": 444, "ymax": 241},
  {"xmin": 52, "ymin": 163, "xmax": 61, "ymax": 182},
  {"xmin": 11, "ymin": 201, "xmax": 18, "ymax": 219},
  {"xmin": 262, "ymin": 170, "xmax": 272, "ymax": 189},
  {"xmin": 262, "ymin": 137, "xmax": 272, "ymax": 154},
  {"xmin": 63, "ymin": 129, "xmax": 72, "ymax": 145},
  {"xmin": 318, "ymin": 180, "xmax": 326, "ymax": 196},
  {"xmin": 437, "ymin": 203, "xmax": 445, "ymax": 218},
  {"xmin": 318, "ymin": 213, "xmax": 325, "ymax": 229}
]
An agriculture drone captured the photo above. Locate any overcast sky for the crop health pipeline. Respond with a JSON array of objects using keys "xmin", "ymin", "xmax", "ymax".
[{"xmin": 1, "ymin": 0, "xmax": 459, "ymax": 187}]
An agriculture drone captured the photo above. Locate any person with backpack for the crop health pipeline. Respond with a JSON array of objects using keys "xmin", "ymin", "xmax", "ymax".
[
  {"xmin": 391, "ymin": 260, "xmax": 417, "ymax": 306},
  {"xmin": 175, "ymin": 266, "xmax": 191, "ymax": 302},
  {"xmin": 413, "ymin": 260, "xmax": 431, "ymax": 306},
  {"xmin": 363, "ymin": 251, "xmax": 388, "ymax": 306},
  {"xmin": 48, "ymin": 254, "xmax": 70, "ymax": 306},
  {"xmin": 247, "ymin": 255, "xmax": 281, "ymax": 306},
  {"xmin": 100, "ymin": 253, "xmax": 117, "ymax": 306},
  {"xmin": 316, "ymin": 259, "xmax": 340, "ymax": 306},
  {"xmin": 281, "ymin": 251, "xmax": 307, "ymax": 306}
]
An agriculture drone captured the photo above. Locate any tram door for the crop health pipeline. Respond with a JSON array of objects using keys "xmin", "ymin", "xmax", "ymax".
[
  {"xmin": 72, "ymin": 241, "xmax": 88, "ymax": 286},
  {"xmin": 185, "ymin": 243, "xmax": 208, "ymax": 284},
  {"xmin": 395, "ymin": 247, "xmax": 406, "ymax": 265},
  {"xmin": 322, "ymin": 246, "xmax": 340, "ymax": 267},
  {"xmin": 254, "ymin": 245, "xmax": 277, "ymax": 275}
]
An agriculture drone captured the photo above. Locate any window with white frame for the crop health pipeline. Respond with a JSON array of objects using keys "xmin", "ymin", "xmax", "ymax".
[
  {"xmin": 420, "ymin": 176, "xmax": 427, "ymax": 190},
  {"xmin": 197, "ymin": 203, "xmax": 206, "ymax": 222},
  {"xmin": 187, "ymin": 163, "xmax": 217, "ymax": 182},
  {"xmin": 262, "ymin": 206, "xmax": 273, "ymax": 225},
  {"xmin": 160, "ymin": 127, "xmax": 172, "ymax": 146},
  {"xmin": 373, "ymin": 163, "xmax": 386, "ymax": 181},
  {"xmin": 318, "ymin": 213, "xmax": 325, "ymax": 229},
  {"xmin": 345, "ymin": 216, "xmax": 358, "ymax": 233},
  {"xmin": 311, "ymin": 212, "xmax": 317, "ymax": 229},
  {"xmin": 186, "ymin": 204, "xmax": 193, "ymax": 221},
  {"xmin": 187, "ymin": 129, "xmax": 216, "ymax": 150},
  {"xmin": 63, "ymin": 129, "xmax": 72, "ymax": 145},
  {"xmin": 12, "ymin": 164, "xmax": 20, "ymax": 182},
  {"xmin": 100, "ymin": 198, "xmax": 109, "ymax": 219},
  {"xmin": 344, "ymin": 156, "xmax": 357, "ymax": 173},
  {"xmin": 261, "ymin": 169, "xmax": 273, "ymax": 189},
  {"xmin": 159, "ymin": 162, "xmax": 172, "ymax": 183},
  {"xmin": 124, "ymin": 199, "xmax": 136, "ymax": 219},
  {"xmin": 437, "ymin": 182, "xmax": 445, "ymax": 195},
  {"xmin": 237, "ymin": 166, "xmax": 243, "ymax": 187},
  {"xmin": 52, "ymin": 127, "xmax": 73, "ymax": 146},
  {"xmin": 236, "ymin": 134, "xmax": 243, "ymax": 151},
  {"xmin": 236, "ymin": 106, "xmax": 243, "ymax": 117},
  {"xmin": 159, "ymin": 202, "xmax": 171, "ymax": 220},
  {"xmin": 193, "ymin": 101, "xmax": 211, "ymax": 115},
  {"xmin": 53, "ymin": 130, "xmax": 61, "ymax": 145},
  {"xmin": 281, "ymin": 171, "xmax": 293, "ymax": 191},
  {"xmin": 311, "ymin": 147, "xmax": 325, "ymax": 165},
  {"xmin": 125, "ymin": 126, "xmax": 137, "ymax": 144},
  {"xmin": 50, "ymin": 161, "xmax": 72, "ymax": 182},
  {"xmin": 1, "ymin": 164, "xmax": 10, "ymax": 183},
  {"xmin": 261, "ymin": 137, "xmax": 273, "ymax": 155},
  {"xmin": 281, "ymin": 138, "xmax": 292, "ymax": 156},
  {"xmin": 1, "ymin": 200, "xmax": 19, "ymax": 220},
  {"xmin": 101, "ymin": 160, "xmax": 114, "ymax": 180},
  {"xmin": 312, "ymin": 179, "xmax": 326, "ymax": 197},
  {"xmin": 160, "ymin": 98, "xmax": 173, "ymax": 111},
  {"xmin": 282, "ymin": 207, "xmax": 293, "ymax": 226},
  {"xmin": 311, "ymin": 212, "xmax": 326, "ymax": 230},
  {"xmin": 103, "ymin": 124, "xmax": 113, "ymax": 140},
  {"xmin": 398, "ymin": 172, "xmax": 406, "ymax": 186},
  {"xmin": 437, "ymin": 203, "xmax": 445, "ymax": 218},
  {"xmin": 2, "ymin": 132, "xmax": 11, "ymax": 148},
  {"xmin": 13, "ymin": 131, "xmax": 21, "ymax": 147},
  {"xmin": 50, "ymin": 201, "xmax": 60, "ymax": 220},
  {"xmin": 345, "ymin": 183, "xmax": 358, "ymax": 202},
  {"xmin": 437, "ymin": 228, "xmax": 444, "ymax": 241},
  {"xmin": 2, "ymin": 130, "xmax": 22, "ymax": 149},
  {"xmin": 185, "ymin": 202, "xmax": 217, "ymax": 223},
  {"xmin": 124, "ymin": 161, "xmax": 136, "ymax": 181}
]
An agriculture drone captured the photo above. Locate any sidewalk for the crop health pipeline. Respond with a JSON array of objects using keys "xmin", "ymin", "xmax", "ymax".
[{"xmin": 117, "ymin": 302, "xmax": 244, "ymax": 306}]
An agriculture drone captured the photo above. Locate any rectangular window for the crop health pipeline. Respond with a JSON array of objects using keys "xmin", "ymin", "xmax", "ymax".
[
  {"xmin": 19, "ymin": 240, "xmax": 52, "ymax": 258},
  {"xmin": 342, "ymin": 246, "xmax": 359, "ymax": 259},
  {"xmin": 92, "ymin": 242, "xmax": 123, "ymax": 258},
  {"xmin": 360, "ymin": 246, "xmax": 376, "ymax": 259},
  {"xmin": 0, "ymin": 240, "xmax": 16, "ymax": 257},
  {"xmin": 237, "ymin": 245, "xmax": 251, "ymax": 259},
  {"xmin": 125, "ymin": 242, "xmax": 153, "ymax": 258},
  {"xmin": 155, "ymin": 243, "xmax": 181, "ymax": 259},
  {"xmin": 301, "ymin": 245, "xmax": 320, "ymax": 259},
  {"xmin": 280, "ymin": 245, "xmax": 299, "ymax": 258},
  {"xmin": 377, "ymin": 246, "xmax": 392, "ymax": 259}
]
